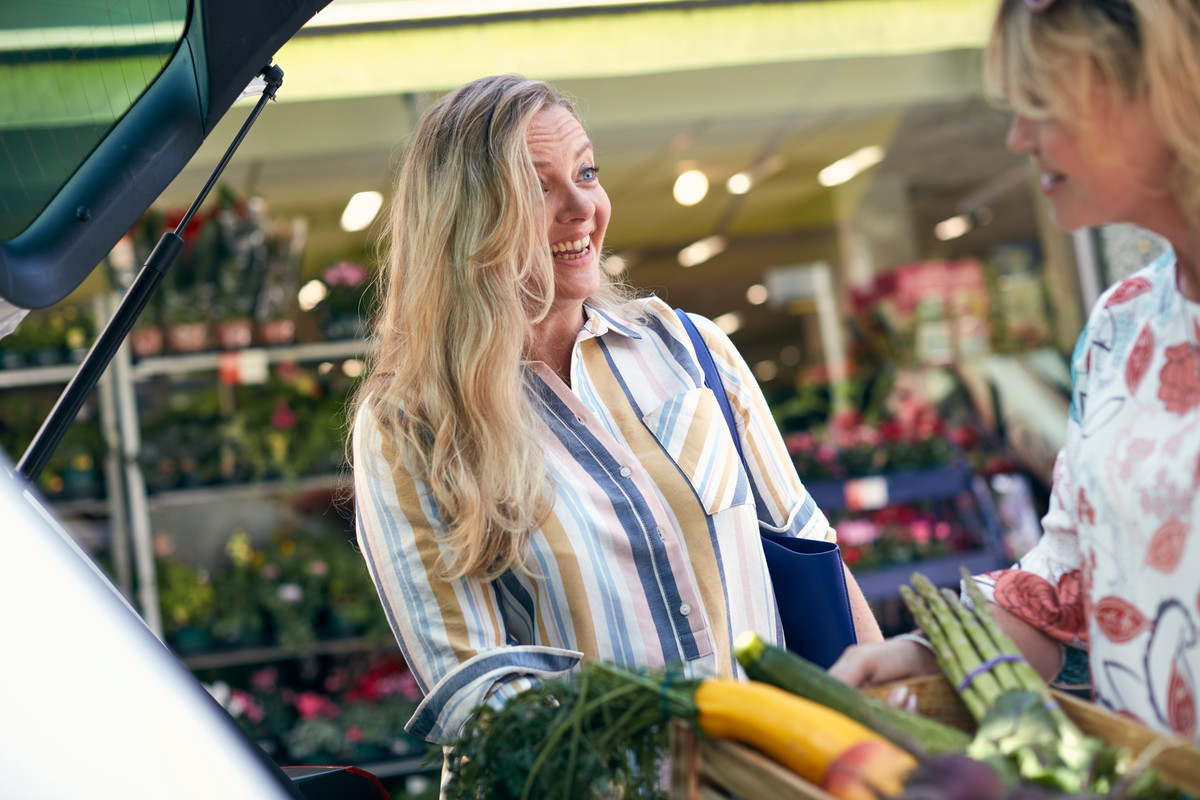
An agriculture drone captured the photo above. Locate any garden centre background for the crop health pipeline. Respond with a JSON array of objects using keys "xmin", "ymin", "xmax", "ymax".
[{"xmin": 0, "ymin": 1, "xmax": 1167, "ymax": 797}]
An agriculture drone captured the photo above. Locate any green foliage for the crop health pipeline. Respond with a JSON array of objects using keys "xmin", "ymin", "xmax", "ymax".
[{"xmin": 446, "ymin": 662, "xmax": 699, "ymax": 800}]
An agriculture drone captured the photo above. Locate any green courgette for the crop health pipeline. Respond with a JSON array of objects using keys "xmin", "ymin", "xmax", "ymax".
[{"xmin": 733, "ymin": 630, "xmax": 971, "ymax": 756}]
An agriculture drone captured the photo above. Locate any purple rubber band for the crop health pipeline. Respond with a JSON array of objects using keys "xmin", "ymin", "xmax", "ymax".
[{"xmin": 957, "ymin": 654, "xmax": 1025, "ymax": 692}]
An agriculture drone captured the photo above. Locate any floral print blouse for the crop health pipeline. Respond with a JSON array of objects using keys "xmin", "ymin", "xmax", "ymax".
[{"xmin": 975, "ymin": 251, "xmax": 1200, "ymax": 743}]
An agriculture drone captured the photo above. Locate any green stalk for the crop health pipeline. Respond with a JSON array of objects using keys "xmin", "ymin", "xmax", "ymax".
[
  {"xmin": 911, "ymin": 575, "xmax": 1005, "ymax": 713},
  {"xmin": 958, "ymin": 570, "xmax": 1084, "ymax": 740},
  {"xmin": 941, "ymin": 587, "xmax": 1024, "ymax": 695},
  {"xmin": 521, "ymin": 680, "xmax": 645, "ymax": 800},
  {"xmin": 900, "ymin": 584, "xmax": 988, "ymax": 720}
]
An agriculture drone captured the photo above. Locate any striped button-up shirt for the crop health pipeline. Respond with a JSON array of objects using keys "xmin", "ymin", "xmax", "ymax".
[{"xmin": 353, "ymin": 297, "xmax": 831, "ymax": 742}]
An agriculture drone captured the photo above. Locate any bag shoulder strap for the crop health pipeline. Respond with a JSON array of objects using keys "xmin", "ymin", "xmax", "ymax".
[{"xmin": 674, "ymin": 308, "xmax": 745, "ymax": 466}]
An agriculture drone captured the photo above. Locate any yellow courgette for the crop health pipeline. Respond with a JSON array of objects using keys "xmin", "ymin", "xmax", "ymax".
[{"xmin": 694, "ymin": 679, "xmax": 918, "ymax": 799}]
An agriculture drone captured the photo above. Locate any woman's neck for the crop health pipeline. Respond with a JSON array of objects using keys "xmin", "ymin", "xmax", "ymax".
[{"xmin": 530, "ymin": 305, "xmax": 585, "ymax": 385}]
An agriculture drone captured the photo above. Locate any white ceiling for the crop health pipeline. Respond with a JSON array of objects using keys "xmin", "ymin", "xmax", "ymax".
[{"xmin": 148, "ymin": 0, "xmax": 1037, "ymax": 370}]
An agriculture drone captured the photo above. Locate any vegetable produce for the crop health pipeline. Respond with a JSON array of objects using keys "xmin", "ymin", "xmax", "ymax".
[
  {"xmin": 734, "ymin": 630, "xmax": 971, "ymax": 756},
  {"xmin": 901, "ymin": 570, "xmax": 1176, "ymax": 799},
  {"xmin": 694, "ymin": 678, "xmax": 918, "ymax": 799},
  {"xmin": 444, "ymin": 658, "xmax": 918, "ymax": 800}
]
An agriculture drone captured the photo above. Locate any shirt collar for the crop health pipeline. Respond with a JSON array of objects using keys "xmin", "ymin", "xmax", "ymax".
[{"xmin": 581, "ymin": 302, "xmax": 643, "ymax": 340}]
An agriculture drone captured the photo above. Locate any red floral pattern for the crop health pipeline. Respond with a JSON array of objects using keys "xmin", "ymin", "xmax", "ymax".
[
  {"xmin": 1158, "ymin": 342, "xmax": 1200, "ymax": 414},
  {"xmin": 1168, "ymin": 663, "xmax": 1197, "ymax": 740},
  {"xmin": 1146, "ymin": 519, "xmax": 1189, "ymax": 574},
  {"xmin": 992, "ymin": 569, "xmax": 1087, "ymax": 644},
  {"xmin": 1078, "ymin": 488, "xmax": 1096, "ymax": 525},
  {"xmin": 1093, "ymin": 595, "xmax": 1150, "ymax": 643},
  {"xmin": 1105, "ymin": 276, "xmax": 1153, "ymax": 307},
  {"xmin": 1126, "ymin": 324, "xmax": 1154, "ymax": 393}
]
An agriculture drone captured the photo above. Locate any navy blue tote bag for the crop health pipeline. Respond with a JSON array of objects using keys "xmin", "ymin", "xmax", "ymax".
[{"xmin": 674, "ymin": 309, "xmax": 858, "ymax": 668}]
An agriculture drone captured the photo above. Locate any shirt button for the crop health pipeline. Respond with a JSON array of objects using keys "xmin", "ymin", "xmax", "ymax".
[
  {"xmin": 679, "ymin": 603, "xmax": 691, "ymax": 617},
  {"xmin": 619, "ymin": 466, "xmax": 632, "ymax": 478},
  {"xmin": 575, "ymin": 415, "xmax": 585, "ymax": 423}
]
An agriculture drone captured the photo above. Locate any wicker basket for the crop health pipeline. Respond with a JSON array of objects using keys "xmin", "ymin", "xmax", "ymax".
[{"xmin": 670, "ymin": 676, "xmax": 1200, "ymax": 800}]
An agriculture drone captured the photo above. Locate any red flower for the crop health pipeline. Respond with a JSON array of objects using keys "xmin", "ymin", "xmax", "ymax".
[
  {"xmin": 1105, "ymin": 276, "xmax": 1153, "ymax": 307},
  {"xmin": 1125, "ymin": 324, "xmax": 1154, "ymax": 393},
  {"xmin": 271, "ymin": 400, "xmax": 299, "ymax": 431},
  {"xmin": 294, "ymin": 691, "xmax": 339, "ymax": 720},
  {"xmin": 1158, "ymin": 340, "xmax": 1200, "ymax": 414},
  {"xmin": 992, "ymin": 569, "xmax": 1087, "ymax": 644}
]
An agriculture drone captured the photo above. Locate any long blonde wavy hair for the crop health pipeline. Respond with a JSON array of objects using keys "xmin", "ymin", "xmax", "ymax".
[
  {"xmin": 351, "ymin": 75, "xmax": 633, "ymax": 581},
  {"xmin": 985, "ymin": 0, "xmax": 1200, "ymax": 226}
]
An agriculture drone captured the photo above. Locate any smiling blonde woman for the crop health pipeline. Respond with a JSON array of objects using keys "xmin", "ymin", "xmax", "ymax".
[{"xmin": 349, "ymin": 74, "xmax": 881, "ymax": 747}]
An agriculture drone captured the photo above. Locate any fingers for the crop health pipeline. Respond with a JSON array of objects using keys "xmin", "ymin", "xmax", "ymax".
[
  {"xmin": 827, "ymin": 644, "xmax": 880, "ymax": 687},
  {"xmin": 828, "ymin": 638, "xmax": 940, "ymax": 689},
  {"xmin": 886, "ymin": 683, "xmax": 919, "ymax": 712}
]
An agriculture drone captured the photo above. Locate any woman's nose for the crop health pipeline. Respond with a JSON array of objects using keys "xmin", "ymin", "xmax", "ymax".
[
  {"xmin": 1006, "ymin": 114, "xmax": 1035, "ymax": 154},
  {"xmin": 556, "ymin": 185, "xmax": 593, "ymax": 222}
]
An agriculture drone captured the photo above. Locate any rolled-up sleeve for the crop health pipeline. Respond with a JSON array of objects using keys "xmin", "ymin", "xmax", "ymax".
[{"xmin": 353, "ymin": 401, "xmax": 582, "ymax": 742}]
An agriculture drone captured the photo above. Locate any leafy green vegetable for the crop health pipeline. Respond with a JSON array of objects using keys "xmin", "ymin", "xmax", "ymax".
[{"xmin": 443, "ymin": 661, "xmax": 699, "ymax": 800}]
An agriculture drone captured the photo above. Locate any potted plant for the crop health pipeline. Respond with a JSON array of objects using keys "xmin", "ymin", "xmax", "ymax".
[
  {"xmin": 317, "ymin": 260, "xmax": 370, "ymax": 341},
  {"xmin": 155, "ymin": 534, "xmax": 216, "ymax": 652}
]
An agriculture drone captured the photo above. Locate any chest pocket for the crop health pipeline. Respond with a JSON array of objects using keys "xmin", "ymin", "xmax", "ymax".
[{"xmin": 642, "ymin": 387, "xmax": 752, "ymax": 515}]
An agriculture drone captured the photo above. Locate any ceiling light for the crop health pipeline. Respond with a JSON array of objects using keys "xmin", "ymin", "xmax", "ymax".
[
  {"xmin": 726, "ymin": 172, "xmax": 752, "ymax": 195},
  {"xmin": 340, "ymin": 190, "xmax": 383, "ymax": 232},
  {"xmin": 342, "ymin": 358, "xmax": 366, "ymax": 378},
  {"xmin": 678, "ymin": 235, "xmax": 727, "ymax": 268},
  {"xmin": 935, "ymin": 214, "xmax": 971, "ymax": 241},
  {"xmin": 746, "ymin": 284, "xmax": 769, "ymax": 305},
  {"xmin": 714, "ymin": 311, "xmax": 742, "ymax": 335},
  {"xmin": 754, "ymin": 360, "xmax": 778, "ymax": 381},
  {"xmin": 817, "ymin": 145, "xmax": 885, "ymax": 188},
  {"xmin": 297, "ymin": 279, "xmax": 329, "ymax": 311},
  {"xmin": 605, "ymin": 254, "xmax": 628, "ymax": 275},
  {"xmin": 673, "ymin": 170, "xmax": 709, "ymax": 206}
]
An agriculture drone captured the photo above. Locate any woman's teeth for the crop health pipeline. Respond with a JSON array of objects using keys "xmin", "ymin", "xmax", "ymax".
[{"xmin": 551, "ymin": 235, "xmax": 591, "ymax": 260}]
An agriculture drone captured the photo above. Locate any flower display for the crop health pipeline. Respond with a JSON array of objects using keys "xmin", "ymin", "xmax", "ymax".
[
  {"xmin": 833, "ymin": 505, "xmax": 968, "ymax": 572},
  {"xmin": 158, "ymin": 519, "xmax": 391, "ymax": 653},
  {"xmin": 205, "ymin": 654, "xmax": 432, "ymax": 767},
  {"xmin": 316, "ymin": 260, "xmax": 372, "ymax": 339}
]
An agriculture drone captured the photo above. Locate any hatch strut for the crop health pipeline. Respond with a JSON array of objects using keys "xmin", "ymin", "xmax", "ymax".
[{"xmin": 18, "ymin": 64, "xmax": 286, "ymax": 482}]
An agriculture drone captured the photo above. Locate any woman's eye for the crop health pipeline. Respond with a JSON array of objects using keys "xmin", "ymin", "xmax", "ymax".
[{"xmin": 581, "ymin": 165, "xmax": 599, "ymax": 181}]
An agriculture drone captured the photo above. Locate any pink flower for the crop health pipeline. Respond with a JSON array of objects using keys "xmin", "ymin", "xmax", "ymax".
[
  {"xmin": 345, "ymin": 726, "xmax": 363, "ymax": 744},
  {"xmin": 250, "ymin": 667, "xmax": 278, "ymax": 693},
  {"xmin": 271, "ymin": 400, "xmax": 298, "ymax": 431},
  {"xmin": 307, "ymin": 560, "xmax": 329, "ymax": 577},
  {"xmin": 324, "ymin": 668, "xmax": 348, "ymax": 694},
  {"xmin": 295, "ymin": 691, "xmax": 339, "ymax": 720},
  {"xmin": 910, "ymin": 520, "xmax": 932, "ymax": 546},
  {"xmin": 785, "ymin": 432, "xmax": 816, "ymax": 455},
  {"xmin": 836, "ymin": 520, "xmax": 879, "ymax": 547},
  {"xmin": 323, "ymin": 260, "xmax": 367, "ymax": 288}
]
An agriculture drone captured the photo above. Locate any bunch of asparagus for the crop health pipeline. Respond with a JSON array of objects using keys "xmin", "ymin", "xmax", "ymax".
[{"xmin": 901, "ymin": 570, "xmax": 1167, "ymax": 797}]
